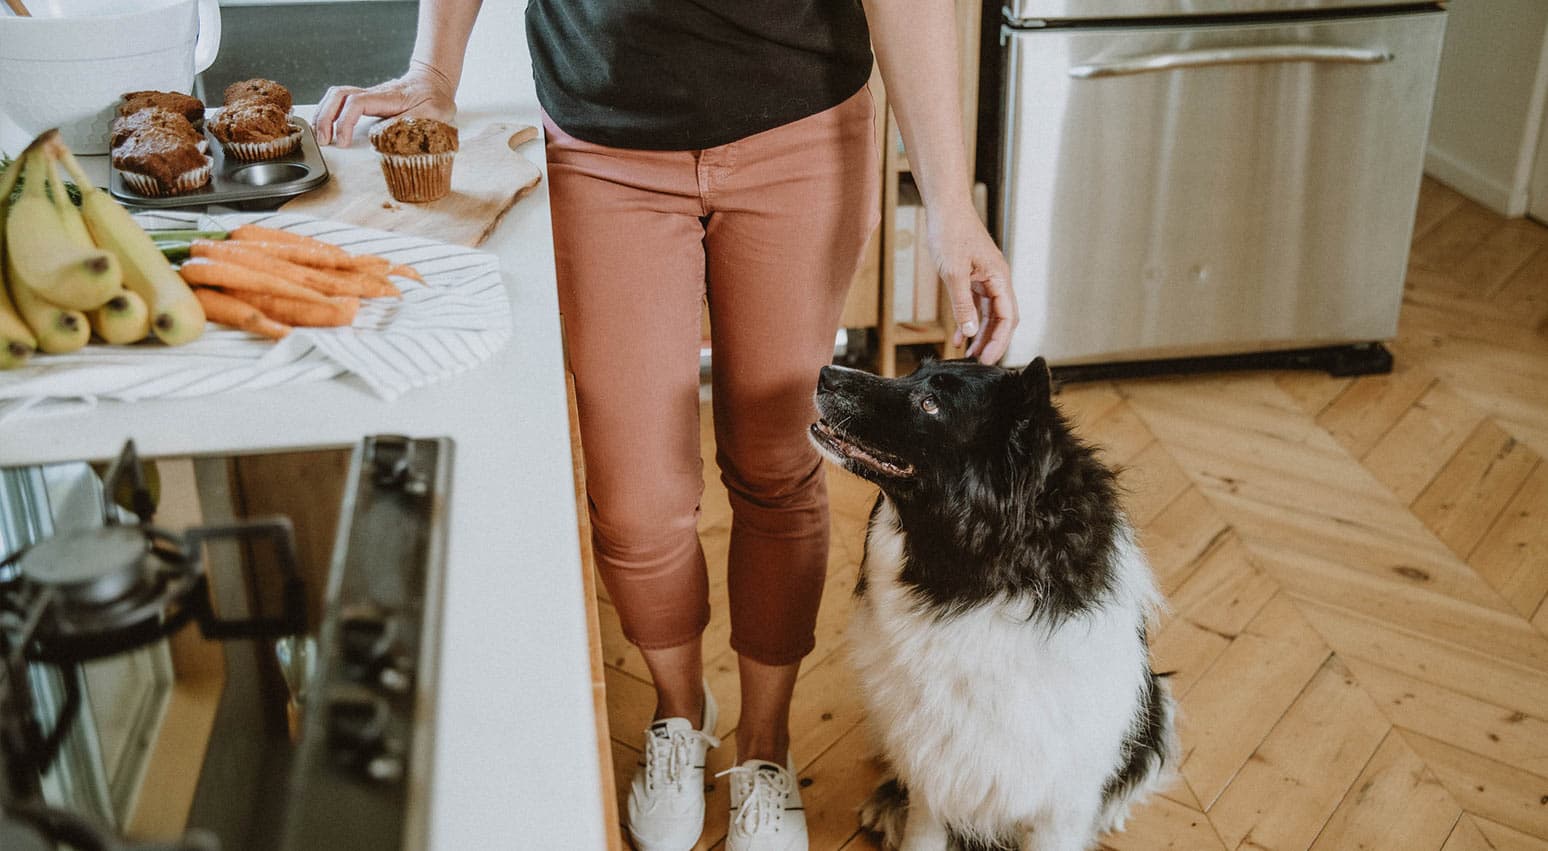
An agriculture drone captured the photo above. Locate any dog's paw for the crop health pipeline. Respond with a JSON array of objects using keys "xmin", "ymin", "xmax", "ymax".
[{"xmin": 858, "ymin": 778, "xmax": 909, "ymax": 849}]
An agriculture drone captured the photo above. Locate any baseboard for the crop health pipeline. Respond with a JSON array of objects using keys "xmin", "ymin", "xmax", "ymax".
[{"xmin": 1425, "ymin": 144, "xmax": 1530, "ymax": 216}]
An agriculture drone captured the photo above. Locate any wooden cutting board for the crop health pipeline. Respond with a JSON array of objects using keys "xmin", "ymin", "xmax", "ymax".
[{"xmin": 282, "ymin": 123, "xmax": 542, "ymax": 248}]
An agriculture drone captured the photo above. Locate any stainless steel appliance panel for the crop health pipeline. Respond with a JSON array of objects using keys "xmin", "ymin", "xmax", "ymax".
[
  {"xmin": 999, "ymin": 11, "xmax": 1445, "ymax": 366},
  {"xmin": 1007, "ymin": 0, "xmax": 1433, "ymax": 24}
]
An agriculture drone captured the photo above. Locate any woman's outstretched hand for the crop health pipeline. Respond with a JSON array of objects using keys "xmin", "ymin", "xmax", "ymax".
[
  {"xmin": 928, "ymin": 202, "xmax": 1018, "ymax": 364},
  {"xmin": 314, "ymin": 61, "xmax": 457, "ymax": 147}
]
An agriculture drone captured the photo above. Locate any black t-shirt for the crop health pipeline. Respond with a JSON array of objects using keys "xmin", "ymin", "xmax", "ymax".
[{"xmin": 526, "ymin": 1, "xmax": 873, "ymax": 151}]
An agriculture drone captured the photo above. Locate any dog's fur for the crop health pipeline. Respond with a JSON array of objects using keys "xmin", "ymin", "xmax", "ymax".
[{"xmin": 809, "ymin": 358, "xmax": 1177, "ymax": 851}]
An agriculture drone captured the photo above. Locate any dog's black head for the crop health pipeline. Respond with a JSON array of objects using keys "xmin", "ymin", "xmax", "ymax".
[
  {"xmin": 810, "ymin": 357, "xmax": 1055, "ymax": 497},
  {"xmin": 811, "ymin": 357, "xmax": 1122, "ymax": 619}
]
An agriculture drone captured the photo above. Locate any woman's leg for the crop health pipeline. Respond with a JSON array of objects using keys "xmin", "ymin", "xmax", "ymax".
[
  {"xmin": 702, "ymin": 88, "xmax": 881, "ymax": 761},
  {"xmin": 545, "ymin": 117, "xmax": 714, "ymax": 723}
]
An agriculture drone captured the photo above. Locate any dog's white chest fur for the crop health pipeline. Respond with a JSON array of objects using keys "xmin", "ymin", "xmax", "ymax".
[{"xmin": 848, "ymin": 498, "xmax": 1162, "ymax": 843}]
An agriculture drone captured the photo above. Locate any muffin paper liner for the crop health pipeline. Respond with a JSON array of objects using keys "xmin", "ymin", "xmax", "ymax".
[
  {"xmin": 118, "ymin": 158, "xmax": 212, "ymax": 197},
  {"xmin": 379, "ymin": 151, "xmax": 456, "ymax": 203},
  {"xmin": 219, "ymin": 128, "xmax": 303, "ymax": 162}
]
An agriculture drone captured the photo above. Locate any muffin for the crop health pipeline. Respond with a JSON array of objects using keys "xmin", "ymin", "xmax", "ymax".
[
  {"xmin": 110, "ymin": 108, "xmax": 205, "ymax": 152},
  {"xmin": 209, "ymin": 101, "xmax": 301, "ymax": 161},
  {"xmin": 118, "ymin": 90, "xmax": 205, "ymax": 125},
  {"xmin": 223, "ymin": 78, "xmax": 293, "ymax": 115},
  {"xmin": 112, "ymin": 128, "xmax": 211, "ymax": 197},
  {"xmin": 369, "ymin": 117, "xmax": 459, "ymax": 203}
]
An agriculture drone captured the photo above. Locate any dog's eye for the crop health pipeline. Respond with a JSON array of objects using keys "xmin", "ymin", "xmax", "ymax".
[{"xmin": 920, "ymin": 395, "xmax": 939, "ymax": 415}]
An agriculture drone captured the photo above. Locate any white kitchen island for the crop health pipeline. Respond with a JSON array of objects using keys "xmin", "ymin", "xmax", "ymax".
[{"xmin": 0, "ymin": 3, "xmax": 610, "ymax": 848}]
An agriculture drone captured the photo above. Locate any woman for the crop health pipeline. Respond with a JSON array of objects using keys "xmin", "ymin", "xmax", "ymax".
[{"xmin": 317, "ymin": 2, "xmax": 1017, "ymax": 848}]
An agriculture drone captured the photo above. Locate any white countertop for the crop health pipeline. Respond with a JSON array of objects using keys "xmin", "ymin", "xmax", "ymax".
[{"xmin": 0, "ymin": 3, "xmax": 609, "ymax": 848}]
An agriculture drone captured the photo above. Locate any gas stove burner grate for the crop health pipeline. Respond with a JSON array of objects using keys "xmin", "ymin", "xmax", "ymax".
[{"xmin": 0, "ymin": 440, "xmax": 310, "ymax": 787}]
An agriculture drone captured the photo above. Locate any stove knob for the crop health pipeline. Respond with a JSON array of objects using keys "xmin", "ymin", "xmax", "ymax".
[
  {"xmin": 326, "ymin": 694, "xmax": 389, "ymax": 755},
  {"xmin": 339, "ymin": 603, "xmax": 398, "ymax": 668},
  {"xmin": 339, "ymin": 604, "xmax": 416, "ymax": 693}
]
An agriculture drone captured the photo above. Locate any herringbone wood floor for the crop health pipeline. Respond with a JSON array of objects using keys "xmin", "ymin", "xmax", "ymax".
[{"xmin": 598, "ymin": 178, "xmax": 1548, "ymax": 850}]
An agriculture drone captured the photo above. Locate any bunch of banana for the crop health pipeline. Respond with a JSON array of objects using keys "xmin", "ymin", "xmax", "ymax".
[{"xmin": 1, "ymin": 129, "xmax": 206, "ymax": 370}]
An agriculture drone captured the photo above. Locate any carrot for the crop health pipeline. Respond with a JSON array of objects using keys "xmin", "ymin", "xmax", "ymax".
[
  {"xmin": 223, "ymin": 291, "xmax": 359, "ymax": 327},
  {"xmin": 229, "ymin": 224, "xmax": 352, "ymax": 259},
  {"xmin": 387, "ymin": 263, "xmax": 425, "ymax": 284},
  {"xmin": 179, "ymin": 258, "xmax": 329, "ymax": 304},
  {"xmin": 193, "ymin": 288, "xmax": 290, "ymax": 340},
  {"xmin": 229, "ymin": 223, "xmax": 422, "ymax": 283},
  {"xmin": 190, "ymin": 241, "xmax": 399, "ymax": 299}
]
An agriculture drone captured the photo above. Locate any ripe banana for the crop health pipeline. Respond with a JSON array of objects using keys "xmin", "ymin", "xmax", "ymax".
[
  {"xmin": 0, "ymin": 155, "xmax": 39, "ymax": 369},
  {"xmin": 51, "ymin": 140, "xmax": 206, "ymax": 346},
  {"xmin": 7, "ymin": 267, "xmax": 89, "ymax": 354},
  {"xmin": 6, "ymin": 143, "xmax": 121, "ymax": 311},
  {"xmin": 90, "ymin": 290, "xmax": 151, "ymax": 345}
]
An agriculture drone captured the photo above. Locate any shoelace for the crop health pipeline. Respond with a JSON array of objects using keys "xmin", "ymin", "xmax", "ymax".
[
  {"xmin": 716, "ymin": 765, "xmax": 792, "ymax": 835},
  {"xmin": 642, "ymin": 724, "xmax": 721, "ymax": 794}
]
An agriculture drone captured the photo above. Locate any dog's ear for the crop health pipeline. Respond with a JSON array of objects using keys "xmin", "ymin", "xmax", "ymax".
[{"xmin": 1019, "ymin": 357, "xmax": 1053, "ymax": 408}]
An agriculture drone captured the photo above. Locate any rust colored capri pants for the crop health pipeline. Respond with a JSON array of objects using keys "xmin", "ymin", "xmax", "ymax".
[{"xmin": 545, "ymin": 88, "xmax": 879, "ymax": 666}]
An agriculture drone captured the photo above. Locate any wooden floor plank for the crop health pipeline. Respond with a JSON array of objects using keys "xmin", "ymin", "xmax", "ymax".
[
  {"xmin": 1469, "ymin": 461, "xmax": 1548, "ymax": 620},
  {"xmin": 1137, "ymin": 487, "xmax": 1231, "ymax": 596},
  {"xmin": 1443, "ymin": 814, "xmax": 1499, "ymax": 851},
  {"xmin": 798, "ymin": 723, "xmax": 887, "ymax": 851},
  {"xmin": 1412, "ymin": 177, "xmax": 1470, "ymax": 241},
  {"xmin": 1449, "ymin": 218, "xmax": 1548, "ymax": 300},
  {"xmin": 1306, "ymin": 731, "xmax": 1462, "ymax": 851},
  {"xmin": 1410, "ymin": 201, "xmax": 1508, "ymax": 279},
  {"xmin": 1203, "ymin": 488, "xmax": 1517, "ymax": 617},
  {"xmin": 1087, "ymin": 400, "xmax": 1160, "ymax": 466},
  {"xmin": 1253, "ymin": 543, "xmax": 1548, "ymax": 674},
  {"xmin": 1174, "ymin": 595, "xmax": 1331, "ymax": 809},
  {"xmin": 1362, "ymin": 380, "xmax": 1488, "ymax": 505},
  {"xmin": 1162, "ymin": 531, "xmax": 1277, "ymax": 639},
  {"xmin": 1098, "ymin": 796, "xmax": 1228, "ymax": 851},
  {"xmin": 1148, "ymin": 618, "xmax": 1231, "ymax": 700},
  {"xmin": 1274, "ymin": 372, "xmax": 1352, "ymax": 419},
  {"xmin": 1205, "ymin": 657, "xmax": 1390, "ymax": 851},
  {"xmin": 1345, "ymin": 657, "xmax": 1548, "ymax": 778},
  {"xmin": 1412, "ymin": 419, "xmax": 1540, "ymax": 558},
  {"xmin": 1053, "ymin": 381, "xmax": 1125, "ymax": 431},
  {"xmin": 1475, "ymin": 816, "xmax": 1548, "ymax": 851},
  {"xmin": 1119, "ymin": 440, "xmax": 1195, "ymax": 529},
  {"xmin": 1491, "ymin": 245, "xmax": 1548, "ymax": 328},
  {"xmin": 1294, "ymin": 598, "xmax": 1548, "ymax": 720},
  {"xmin": 1315, "ymin": 366, "xmax": 1437, "ymax": 459},
  {"xmin": 1402, "ymin": 730, "xmax": 1548, "ymax": 841}
]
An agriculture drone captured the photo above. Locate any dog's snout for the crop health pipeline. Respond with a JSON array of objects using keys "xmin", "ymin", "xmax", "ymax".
[{"xmin": 818, "ymin": 365, "xmax": 840, "ymax": 393}]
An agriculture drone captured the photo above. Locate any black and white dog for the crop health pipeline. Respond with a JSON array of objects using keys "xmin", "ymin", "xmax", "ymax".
[{"xmin": 810, "ymin": 358, "xmax": 1176, "ymax": 851}]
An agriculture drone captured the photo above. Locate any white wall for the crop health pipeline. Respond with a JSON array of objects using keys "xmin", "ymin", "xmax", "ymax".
[{"xmin": 1425, "ymin": 0, "xmax": 1548, "ymax": 216}]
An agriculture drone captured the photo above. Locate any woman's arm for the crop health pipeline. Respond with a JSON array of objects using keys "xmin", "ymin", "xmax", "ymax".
[
  {"xmin": 863, "ymin": 0, "xmax": 1017, "ymax": 362},
  {"xmin": 314, "ymin": 0, "xmax": 484, "ymax": 146}
]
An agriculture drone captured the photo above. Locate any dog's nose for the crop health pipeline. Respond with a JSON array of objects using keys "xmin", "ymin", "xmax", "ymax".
[{"xmin": 818, "ymin": 365, "xmax": 839, "ymax": 392}]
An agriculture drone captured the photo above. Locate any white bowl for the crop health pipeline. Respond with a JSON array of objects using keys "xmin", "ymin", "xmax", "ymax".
[{"xmin": 0, "ymin": 0, "xmax": 220, "ymax": 155}]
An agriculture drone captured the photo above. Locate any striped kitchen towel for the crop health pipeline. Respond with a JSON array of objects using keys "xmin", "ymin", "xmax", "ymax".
[{"xmin": 0, "ymin": 212, "xmax": 512, "ymax": 422}]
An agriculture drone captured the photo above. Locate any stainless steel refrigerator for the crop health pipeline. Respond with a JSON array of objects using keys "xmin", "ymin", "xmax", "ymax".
[{"xmin": 996, "ymin": 0, "xmax": 1447, "ymax": 375}]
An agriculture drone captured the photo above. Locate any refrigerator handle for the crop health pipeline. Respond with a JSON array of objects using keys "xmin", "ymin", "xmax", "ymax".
[{"xmin": 1069, "ymin": 45, "xmax": 1393, "ymax": 79}]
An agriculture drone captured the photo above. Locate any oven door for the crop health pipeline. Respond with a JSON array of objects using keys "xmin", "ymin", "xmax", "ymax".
[{"xmin": 998, "ymin": 9, "xmax": 1446, "ymax": 366}]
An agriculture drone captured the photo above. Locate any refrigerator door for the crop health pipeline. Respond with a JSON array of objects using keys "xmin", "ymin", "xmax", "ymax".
[
  {"xmin": 999, "ymin": 11, "xmax": 1445, "ymax": 366},
  {"xmin": 1008, "ymin": 0, "xmax": 1434, "ymax": 24}
]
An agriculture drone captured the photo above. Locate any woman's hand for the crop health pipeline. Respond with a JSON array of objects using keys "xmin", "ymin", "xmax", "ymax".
[
  {"xmin": 314, "ymin": 61, "xmax": 457, "ymax": 147},
  {"xmin": 927, "ymin": 201, "xmax": 1017, "ymax": 363}
]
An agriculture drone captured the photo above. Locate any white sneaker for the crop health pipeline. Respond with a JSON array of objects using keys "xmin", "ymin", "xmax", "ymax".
[
  {"xmin": 718, "ymin": 755, "xmax": 807, "ymax": 851},
  {"xmin": 626, "ymin": 685, "xmax": 720, "ymax": 851}
]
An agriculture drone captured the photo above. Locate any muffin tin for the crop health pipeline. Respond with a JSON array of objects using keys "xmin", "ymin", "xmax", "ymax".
[{"xmin": 109, "ymin": 117, "xmax": 329, "ymax": 209}]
